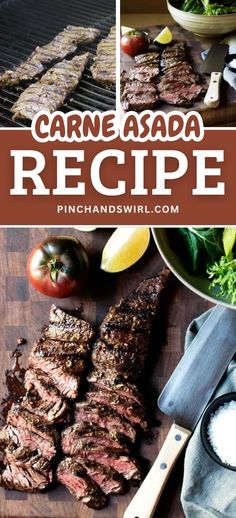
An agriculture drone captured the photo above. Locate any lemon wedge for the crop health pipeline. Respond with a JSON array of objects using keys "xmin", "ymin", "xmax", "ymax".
[
  {"xmin": 154, "ymin": 27, "xmax": 172, "ymax": 45},
  {"xmin": 101, "ymin": 227, "xmax": 150, "ymax": 273}
]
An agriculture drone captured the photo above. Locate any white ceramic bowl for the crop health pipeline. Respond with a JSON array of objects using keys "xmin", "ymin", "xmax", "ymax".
[{"xmin": 167, "ymin": 1, "xmax": 236, "ymax": 37}]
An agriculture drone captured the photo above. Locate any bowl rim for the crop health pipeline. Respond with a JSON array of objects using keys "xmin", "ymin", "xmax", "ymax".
[
  {"xmin": 167, "ymin": 0, "xmax": 236, "ymax": 18},
  {"xmin": 200, "ymin": 392, "xmax": 236, "ymax": 471},
  {"xmin": 151, "ymin": 228, "xmax": 236, "ymax": 310}
]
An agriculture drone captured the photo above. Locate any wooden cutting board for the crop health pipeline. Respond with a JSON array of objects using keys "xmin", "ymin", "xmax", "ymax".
[
  {"xmin": 121, "ymin": 24, "xmax": 236, "ymax": 126},
  {"xmin": 0, "ymin": 227, "xmax": 212, "ymax": 518}
]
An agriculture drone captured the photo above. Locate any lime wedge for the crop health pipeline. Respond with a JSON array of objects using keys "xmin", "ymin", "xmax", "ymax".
[
  {"xmin": 154, "ymin": 27, "xmax": 172, "ymax": 45},
  {"xmin": 101, "ymin": 227, "xmax": 150, "ymax": 273}
]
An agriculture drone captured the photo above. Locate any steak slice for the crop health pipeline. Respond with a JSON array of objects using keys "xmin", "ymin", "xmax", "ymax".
[
  {"xmin": 74, "ymin": 402, "xmax": 137, "ymax": 442},
  {"xmin": 21, "ymin": 392, "xmax": 68, "ymax": 424},
  {"xmin": 57, "ymin": 457, "xmax": 107, "ymax": 509},
  {"xmin": 0, "ymin": 26, "xmax": 99, "ymax": 87},
  {"xmin": 129, "ymin": 64, "xmax": 160, "ymax": 83},
  {"xmin": 29, "ymin": 356, "xmax": 84, "ymax": 399},
  {"xmin": 87, "ymin": 370, "xmax": 144, "ymax": 406},
  {"xmin": 119, "ymin": 269, "xmax": 170, "ymax": 317},
  {"xmin": 134, "ymin": 52, "xmax": 160, "ymax": 64},
  {"xmin": 1, "ymin": 425, "xmax": 54, "ymax": 460},
  {"xmin": 1, "ymin": 462, "xmax": 51, "ymax": 492},
  {"xmin": 76, "ymin": 459, "xmax": 126, "ymax": 495},
  {"xmin": 11, "ymin": 54, "xmax": 90, "ymax": 121},
  {"xmin": 7, "ymin": 405, "xmax": 58, "ymax": 459},
  {"xmin": 86, "ymin": 385, "xmax": 147, "ymax": 429},
  {"xmin": 61, "ymin": 423, "xmax": 129, "ymax": 456},
  {"xmin": 5, "ymin": 445, "xmax": 51, "ymax": 476},
  {"xmin": 44, "ymin": 305, "xmax": 95, "ymax": 343},
  {"xmin": 32, "ymin": 338, "xmax": 90, "ymax": 358},
  {"xmin": 121, "ymin": 80, "xmax": 159, "ymax": 111},
  {"xmin": 159, "ymin": 83, "xmax": 204, "ymax": 106},
  {"xmin": 24, "ymin": 368, "xmax": 68, "ymax": 422},
  {"xmin": 75, "ymin": 448, "xmax": 141, "ymax": 481}
]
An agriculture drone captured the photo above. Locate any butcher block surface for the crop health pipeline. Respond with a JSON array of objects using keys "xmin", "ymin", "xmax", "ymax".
[
  {"xmin": 121, "ymin": 24, "xmax": 236, "ymax": 126},
  {"xmin": 0, "ymin": 227, "xmax": 212, "ymax": 518}
]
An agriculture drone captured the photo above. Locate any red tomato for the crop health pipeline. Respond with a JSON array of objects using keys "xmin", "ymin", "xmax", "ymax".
[
  {"xmin": 121, "ymin": 30, "xmax": 149, "ymax": 57},
  {"xmin": 27, "ymin": 236, "xmax": 89, "ymax": 298}
]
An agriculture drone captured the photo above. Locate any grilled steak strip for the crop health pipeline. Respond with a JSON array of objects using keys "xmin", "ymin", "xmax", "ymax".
[
  {"xmin": 0, "ymin": 26, "xmax": 99, "ymax": 87},
  {"xmin": 57, "ymin": 457, "xmax": 107, "ymax": 509},
  {"xmin": 24, "ymin": 368, "xmax": 68, "ymax": 423},
  {"xmin": 74, "ymin": 402, "xmax": 137, "ymax": 443},
  {"xmin": 61, "ymin": 423, "xmax": 129, "ymax": 456},
  {"xmin": 87, "ymin": 370, "xmax": 144, "ymax": 406},
  {"xmin": 91, "ymin": 26, "xmax": 116, "ymax": 86},
  {"xmin": 11, "ymin": 54, "xmax": 89, "ymax": 121},
  {"xmin": 92, "ymin": 269, "xmax": 170, "ymax": 381}
]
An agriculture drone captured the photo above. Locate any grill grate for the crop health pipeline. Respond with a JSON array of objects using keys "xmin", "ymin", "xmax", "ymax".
[{"xmin": 0, "ymin": 0, "xmax": 116, "ymax": 127}]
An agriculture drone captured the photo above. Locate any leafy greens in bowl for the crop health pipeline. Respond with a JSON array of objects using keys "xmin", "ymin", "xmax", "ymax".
[
  {"xmin": 172, "ymin": 0, "xmax": 236, "ymax": 15},
  {"xmin": 152, "ymin": 228, "xmax": 236, "ymax": 308}
]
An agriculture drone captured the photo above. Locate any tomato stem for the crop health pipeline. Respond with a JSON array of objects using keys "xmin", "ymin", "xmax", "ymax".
[{"xmin": 48, "ymin": 258, "xmax": 63, "ymax": 283}]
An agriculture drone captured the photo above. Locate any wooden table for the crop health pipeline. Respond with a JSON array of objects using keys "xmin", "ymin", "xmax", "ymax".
[
  {"xmin": 0, "ymin": 227, "xmax": 212, "ymax": 518},
  {"xmin": 121, "ymin": 14, "xmax": 236, "ymax": 126}
]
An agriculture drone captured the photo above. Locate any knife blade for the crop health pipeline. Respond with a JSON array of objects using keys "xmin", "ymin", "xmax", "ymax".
[
  {"xmin": 123, "ymin": 305, "xmax": 236, "ymax": 518},
  {"xmin": 202, "ymin": 43, "xmax": 228, "ymax": 108}
]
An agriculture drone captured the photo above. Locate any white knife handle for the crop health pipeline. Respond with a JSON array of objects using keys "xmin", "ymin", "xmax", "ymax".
[
  {"xmin": 204, "ymin": 72, "xmax": 222, "ymax": 108},
  {"xmin": 123, "ymin": 424, "xmax": 191, "ymax": 518}
]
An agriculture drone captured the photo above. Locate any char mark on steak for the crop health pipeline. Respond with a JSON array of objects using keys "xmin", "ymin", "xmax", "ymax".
[
  {"xmin": 0, "ymin": 26, "xmax": 99, "ymax": 87},
  {"xmin": 24, "ymin": 368, "xmax": 68, "ymax": 423},
  {"xmin": 87, "ymin": 370, "xmax": 144, "ymax": 406},
  {"xmin": 1, "ymin": 462, "xmax": 52, "ymax": 492},
  {"xmin": 74, "ymin": 401, "xmax": 137, "ymax": 443},
  {"xmin": 91, "ymin": 26, "xmax": 116, "ymax": 86},
  {"xmin": 122, "ymin": 51, "xmax": 160, "ymax": 111},
  {"xmin": 57, "ymin": 457, "xmax": 107, "ymax": 509},
  {"xmin": 61, "ymin": 422, "xmax": 129, "ymax": 456}
]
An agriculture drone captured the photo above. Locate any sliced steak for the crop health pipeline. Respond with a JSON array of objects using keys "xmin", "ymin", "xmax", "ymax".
[
  {"xmin": 29, "ymin": 356, "xmax": 83, "ymax": 399},
  {"xmin": 24, "ymin": 368, "xmax": 68, "ymax": 422},
  {"xmin": 77, "ymin": 459, "xmax": 126, "ymax": 495},
  {"xmin": 86, "ymin": 385, "xmax": 147, "ymax": 429},
  {"xmin": 75, "ymin": 448, "xmax": 141, "ymax": 481},
  {"xmin": 61, "ymin": 423, "xmax": 129, "ymax": 456},
  {"xmin": 32, "ymin": 338, "xmax": 90, "ymax": 358},
  {"xmin": 129, "ymin": 63, "xmax": 160, "ymax": 83},
  {"xmin": 159, "ymin": 83, "xmax": 204, "ymax": 106},
  {"xmin": 1, "ymin": 462, "xmax": 51, "ymax": 492},
  {"xmin": 101, "ymin": 304, "xmax": 153, "ymax": 334},
  {"xmin": 74, "ymin": 402, "xmax": 137, "ymax": 442},
  {"xmin": 44, "ymin": 305, "xmax": 95, "ymax": 343},
  {"xmin": 121, "ymin": 82, "xmax": 159, "ymax": 111},
  {"xmin": 57, "ymin": 457, "xmax": 107, "ymax": 509}
]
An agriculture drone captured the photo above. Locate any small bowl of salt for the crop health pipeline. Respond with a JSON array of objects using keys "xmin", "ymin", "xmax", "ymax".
[{"xmin": 201, "ymin": 392, "xmax": 236, "ymax": 471}]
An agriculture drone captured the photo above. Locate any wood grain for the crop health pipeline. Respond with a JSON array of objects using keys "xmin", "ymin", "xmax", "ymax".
[
  {"xmin": 0, "ymin": 228, "xmax": 212, "ymax": 518},
  {"xmin": 121, "ymin": 23, "xmax": 236, "ymax": 126}
]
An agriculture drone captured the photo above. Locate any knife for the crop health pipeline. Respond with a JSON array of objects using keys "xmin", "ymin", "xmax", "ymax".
[
  {"xmin": 202, "ymin": 43, "xmax": 228, "ymax": 109},
  {"xmin": 123, "ymin": 305, "xmax": 236, "ymax": 518}
]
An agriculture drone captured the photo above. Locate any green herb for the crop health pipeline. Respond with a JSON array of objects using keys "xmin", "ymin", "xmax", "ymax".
[
  {"xmin": 207, "ymin": 256, "xmax": 236, "ymax": 303},
  {"xmin": 177, "ymin": 0, "xmax": 236, "ymax": 14},
  {"xmin": 223, "ymin": 228, "xmax": 236, "ymax": 258},
  {"xmin": 175, "ymin": 227, "xmax": 223, "ymax": 273}
]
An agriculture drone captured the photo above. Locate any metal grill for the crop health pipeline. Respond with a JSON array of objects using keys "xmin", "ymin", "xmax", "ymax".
[{"xmin": 0, "ymin": 0, "xmax": 116, "ymax": 127}]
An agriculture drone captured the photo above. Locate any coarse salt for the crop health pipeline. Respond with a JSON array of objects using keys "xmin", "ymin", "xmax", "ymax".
[{"xmin": 207, "ymin": 400, "xmax": 236, "ymax": 467}]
